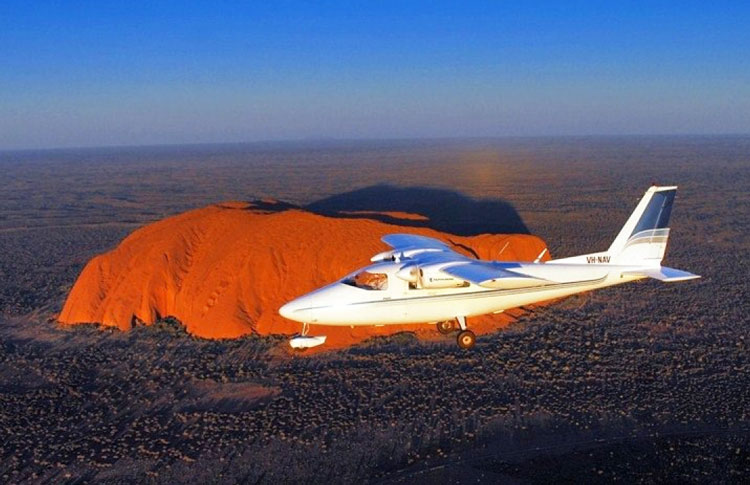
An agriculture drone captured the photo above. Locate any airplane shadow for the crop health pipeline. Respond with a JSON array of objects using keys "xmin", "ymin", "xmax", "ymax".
[{"xmin": 306, "ymin": 185, "xmax": 529, "ymax": 236}]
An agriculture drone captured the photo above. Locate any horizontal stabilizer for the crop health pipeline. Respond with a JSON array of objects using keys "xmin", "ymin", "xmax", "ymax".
[
  {"xmin": 622, "ymin": 266, "xmax": 701, "ymax": 282},
  {"xmin": 442, "ymin": 262, "xmax": 548, "ymax": 289}
]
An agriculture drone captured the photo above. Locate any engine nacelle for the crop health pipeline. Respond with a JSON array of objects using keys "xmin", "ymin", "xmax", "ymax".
[
  {"xmin": 371, "ymin": 250, "xmax": 397, "ymax": 262},
  {"xmin": 395, "ymin": 262, "xmax": 469, "ymax": 288},
  {"xmin": 395, "ymin": 264, "xmax": 420, "ymax": 283},
  {"xmin": 418, "ymin": 265, "xmax": 469, "ymax": 289}
]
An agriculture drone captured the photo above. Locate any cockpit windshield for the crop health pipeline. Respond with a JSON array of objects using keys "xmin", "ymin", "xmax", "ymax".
[{"xmin": 343, "ymin": 270, "xmax": 389, "ymax": 290}]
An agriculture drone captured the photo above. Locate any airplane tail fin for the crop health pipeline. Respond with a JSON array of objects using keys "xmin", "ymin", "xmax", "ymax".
[
  {"xmin": 549, "ymin": 185, "xmax": 699, "ymax": 280},
  {"xmin": 607, "ymin": 185, "xmax": 676, "ymax": 266}
]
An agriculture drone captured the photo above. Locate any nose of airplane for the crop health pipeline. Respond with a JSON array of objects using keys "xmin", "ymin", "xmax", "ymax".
[
  {"xmin": 278, "ymin": 301, "xmax": 297, "ymax": 320},
  {"xmin": 278, "ymin": 297, "xmax": 309, "ymax": 322},
  {"xmin": 279, "ymin": 284, "xmax": 339, "ymax": 322}
]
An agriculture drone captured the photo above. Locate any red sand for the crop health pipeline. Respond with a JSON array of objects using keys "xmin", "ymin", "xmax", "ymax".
[{"xmin": 59, "ymin": 201, "xmax": 549, "ymax": 348}]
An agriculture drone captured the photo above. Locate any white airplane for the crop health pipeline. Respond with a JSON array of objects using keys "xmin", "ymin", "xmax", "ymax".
[{"xmin": 280, "ymin": 186, "xmax": 699, "ymax": 349}]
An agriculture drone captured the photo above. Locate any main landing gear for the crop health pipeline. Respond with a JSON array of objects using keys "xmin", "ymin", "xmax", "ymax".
[
  {"xmin": 435, "ymin": 316, "xmax": 476, "ymax": 349},
  {"xmin": 436, "ymin": 320, "xmax": 455, "ymax": 335},
  {"xmin": 457, "ymin": 329, "xmax": 476, "ymax": 349}
]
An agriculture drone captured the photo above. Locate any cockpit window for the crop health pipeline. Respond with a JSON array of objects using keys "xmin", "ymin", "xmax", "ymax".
[{"xmin": 343, "ymin": 271, "xmax": 389, "ymax": 290}]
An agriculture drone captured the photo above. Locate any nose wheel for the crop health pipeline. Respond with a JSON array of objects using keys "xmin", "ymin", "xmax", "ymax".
[{"xmin": 289, "ymin": 322, "xmax": 327, "ymax": 349}]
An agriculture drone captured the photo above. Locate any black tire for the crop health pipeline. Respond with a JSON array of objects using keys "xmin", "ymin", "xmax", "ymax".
[
  {"xmin": 436, "ymin": 320, "xmax": 455, "ymax": 335},
  {"xmin": 457, "ymin": 330, "xmax": 476, "ymax": 349}
]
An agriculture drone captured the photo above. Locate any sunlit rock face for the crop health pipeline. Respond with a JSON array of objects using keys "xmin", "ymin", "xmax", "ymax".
[{"xmin": 59, "ymin": 200, "xmax": 549, "ymax": 348}]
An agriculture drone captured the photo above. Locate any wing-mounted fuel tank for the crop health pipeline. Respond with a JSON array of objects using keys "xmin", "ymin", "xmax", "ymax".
[{"xmin": 395, "ymin": 262, "xmax": 469, "ymax": 289}]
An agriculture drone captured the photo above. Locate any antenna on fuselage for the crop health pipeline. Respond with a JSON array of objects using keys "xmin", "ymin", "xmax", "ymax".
[{"xmin": 497, "ymin": 241, "xmax": 510, "ymax": 259}]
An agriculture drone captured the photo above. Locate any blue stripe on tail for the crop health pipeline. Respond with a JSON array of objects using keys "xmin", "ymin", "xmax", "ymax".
[{"xmin": 630, "ymin": 189, "xmax": 675, "ymax": 237}]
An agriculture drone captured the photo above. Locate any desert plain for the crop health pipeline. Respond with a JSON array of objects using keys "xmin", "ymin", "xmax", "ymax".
[{"xmin": 0, "ymin": 136, "xmax": 748, "ymax": 483}]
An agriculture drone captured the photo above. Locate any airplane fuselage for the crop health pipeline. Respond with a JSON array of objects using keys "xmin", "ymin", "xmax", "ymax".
[{"xmin": 280, "ymin": 260, "xmax": 644, "ymax": 326}]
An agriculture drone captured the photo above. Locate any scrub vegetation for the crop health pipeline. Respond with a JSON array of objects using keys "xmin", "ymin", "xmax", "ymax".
[{"xmin": 0, "ymin": 136, "xmax": 748, "ymax": 483}]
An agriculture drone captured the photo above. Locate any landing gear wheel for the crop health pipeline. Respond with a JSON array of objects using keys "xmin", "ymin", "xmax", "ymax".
[
  {"xmin": 457, "ymin": 330, "xmax": 476, "ymax": 349},
  {"xmin": 436, "ymin": 320, "xmax": 455, "ymax": 335}
]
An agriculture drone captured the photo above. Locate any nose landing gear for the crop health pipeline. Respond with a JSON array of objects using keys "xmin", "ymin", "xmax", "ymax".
[{"xmin": 289, "ymin": 322, "xmax": 327, "ymax": 349}]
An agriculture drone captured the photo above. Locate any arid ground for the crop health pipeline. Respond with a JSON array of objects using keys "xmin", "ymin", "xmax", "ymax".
[{"xmin": 1, "ymin": 136, "xmax": 748, "ymax": 483}]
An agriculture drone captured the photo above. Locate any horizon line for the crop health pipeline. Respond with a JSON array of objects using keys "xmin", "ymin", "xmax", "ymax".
[{"xmin": 2, "ymin": 132, "xmax": 749, "ymax": 154}]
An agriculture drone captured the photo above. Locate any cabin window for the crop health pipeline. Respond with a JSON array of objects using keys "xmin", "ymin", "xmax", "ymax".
[{"xmin": 343, "ymin": 271, "xmax": 389, "ymax": 290}]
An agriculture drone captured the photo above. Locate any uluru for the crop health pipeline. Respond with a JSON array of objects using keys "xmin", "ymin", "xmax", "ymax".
[{"xmin": 58, "ymin": 200, "xmax": 549, "ymax": 348}]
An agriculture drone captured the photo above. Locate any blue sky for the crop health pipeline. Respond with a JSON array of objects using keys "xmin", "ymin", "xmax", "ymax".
[{"xmin": 1, "ymin": 1, "xmax": 748, "ymax": 149}]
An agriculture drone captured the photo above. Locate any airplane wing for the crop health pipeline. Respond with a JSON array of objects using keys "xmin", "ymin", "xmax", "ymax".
[
  {"xmin": 381, "ymin": 234, "xmax": 452, "ymax": 251},
  {"xmin": 441, "ymin": 261, "xmax": 550, "ymax": 289},
  {"xmin": 374, "ymin": 234, "xmax": 460, "ymax": 262},
  {"xmin": 382, "ymin": 234, "xmax": 550, "ymax": 289}
]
